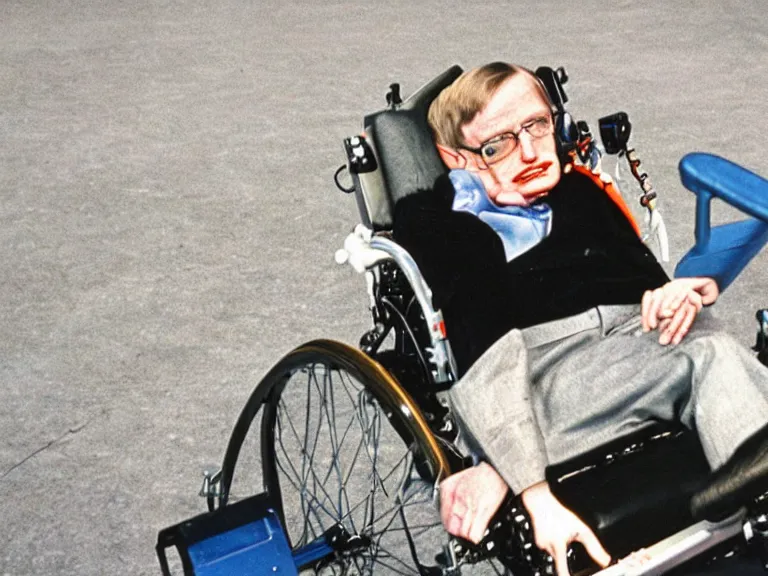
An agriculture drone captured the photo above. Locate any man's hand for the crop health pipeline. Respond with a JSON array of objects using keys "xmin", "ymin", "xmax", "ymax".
[
  {"xmin": 438, "ymin": 462, "xmax": 509, "ymax": 544},
  {"xmin": 641, "ymin": 277, "xmax": 719, "ymax": 345},
  {"xmin": 521, "ymin": 482, "xmax": 611, "ymax": 576}
]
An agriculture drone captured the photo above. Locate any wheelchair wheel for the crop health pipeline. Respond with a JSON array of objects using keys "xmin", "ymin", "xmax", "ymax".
[{"xmin": 219, "ymin": 339, "xmax": 458, "ymax": 575}]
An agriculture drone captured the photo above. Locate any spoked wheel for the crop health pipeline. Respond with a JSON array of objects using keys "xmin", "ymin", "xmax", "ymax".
[{"xmin": 218, "ymin": 339, "xmax": 458, "ymax": 575}]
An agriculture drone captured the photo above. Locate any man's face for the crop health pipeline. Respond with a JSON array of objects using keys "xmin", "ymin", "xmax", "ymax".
[{"xmin": 454, "ymin": 73, "xmax": 561, "ymax": 206}]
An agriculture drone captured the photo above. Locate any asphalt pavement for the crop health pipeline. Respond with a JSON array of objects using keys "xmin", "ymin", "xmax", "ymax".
[{"xmin": 1, "ymin": 1, "xmax": 767, "ymax": 574}]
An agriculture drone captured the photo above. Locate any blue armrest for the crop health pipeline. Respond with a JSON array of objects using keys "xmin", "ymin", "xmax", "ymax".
[{"xmin": 674, "ymin": 153, "xmax": 768, "ymax": 291}]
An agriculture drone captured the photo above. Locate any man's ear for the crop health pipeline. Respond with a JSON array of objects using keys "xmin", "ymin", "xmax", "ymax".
[{"xmin": 436, "ymin": 143, "xmax": 466, "ymax": 169}]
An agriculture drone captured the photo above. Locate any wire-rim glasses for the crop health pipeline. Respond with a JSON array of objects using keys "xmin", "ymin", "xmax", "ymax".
[{"xmin": 459, "ymin": 115, "xmax": 554, "ymax": 169}]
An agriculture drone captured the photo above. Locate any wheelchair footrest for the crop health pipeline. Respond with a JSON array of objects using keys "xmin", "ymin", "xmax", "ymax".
[{"xmin": 156, "ymin": 492, "xmax": 297, "ymax": 576}]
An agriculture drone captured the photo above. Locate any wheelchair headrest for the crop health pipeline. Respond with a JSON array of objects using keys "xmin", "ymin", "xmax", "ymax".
[{"xmin": 360, "ymin": 65, "xmax": 463, "ymax": 230}]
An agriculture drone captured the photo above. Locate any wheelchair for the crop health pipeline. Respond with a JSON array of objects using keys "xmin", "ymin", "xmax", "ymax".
[{"xmin": 156, "ymin": 65, "xmax": 768, "ymax": 576}]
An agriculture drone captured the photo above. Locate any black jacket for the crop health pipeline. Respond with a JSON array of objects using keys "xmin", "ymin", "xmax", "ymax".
[{"xmin": 393, "ymin": 170, "xmax": 669, "ymax": 375}]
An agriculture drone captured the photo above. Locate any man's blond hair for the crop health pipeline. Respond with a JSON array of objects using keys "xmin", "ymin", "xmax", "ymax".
[{"xmin": 427, "ymin": 62, "xmax": 548, "ymax": 149}]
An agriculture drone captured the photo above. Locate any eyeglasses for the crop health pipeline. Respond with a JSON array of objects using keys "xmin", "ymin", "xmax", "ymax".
[{"xmin": 459, "ymin": 115, "xmax": 553, "ymax": 168}]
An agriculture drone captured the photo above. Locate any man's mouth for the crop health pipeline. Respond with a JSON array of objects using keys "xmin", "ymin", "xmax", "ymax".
[{"xmin": 514, "ymin": 162, "xmax": 552, "ymax": 183}]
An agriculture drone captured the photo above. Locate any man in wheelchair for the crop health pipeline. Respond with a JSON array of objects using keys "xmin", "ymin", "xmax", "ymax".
[
  {"xmin": 391, "ymin": 62, "xmax": 768, "ymax": 575},
  {"xmin": 156, "ymin": 61, "xmax": 768, "ymax": 576}
]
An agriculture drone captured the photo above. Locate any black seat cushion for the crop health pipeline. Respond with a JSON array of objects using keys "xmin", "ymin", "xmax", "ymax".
[{"xmin": 547, "ymin": 423, "xmax": 711, "ymax": 558}]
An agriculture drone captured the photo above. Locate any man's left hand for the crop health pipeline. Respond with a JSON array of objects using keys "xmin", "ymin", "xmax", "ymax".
[{"xmin": 641, "ymin": 277, "xmax": 719, "ymax": 345}]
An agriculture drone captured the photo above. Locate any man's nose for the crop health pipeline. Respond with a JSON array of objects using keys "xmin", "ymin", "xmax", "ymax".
[{"xmin": 518, "ymin": 132, "xmax": 538, "ymax": 162}]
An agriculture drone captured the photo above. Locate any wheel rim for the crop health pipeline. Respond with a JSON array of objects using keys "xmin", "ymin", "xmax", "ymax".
[
  {"xmin": 220, "ymin": 340, "xmax": 512, "ymax": 575},
  {"xmin": 261, "ymin": 351, "xmax": 447, "ymax": 575}
]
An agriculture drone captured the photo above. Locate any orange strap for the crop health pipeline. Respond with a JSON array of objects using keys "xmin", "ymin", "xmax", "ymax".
[{"xmin": 571, "ymin": 164, "xmax": 641, "ymax": 237}]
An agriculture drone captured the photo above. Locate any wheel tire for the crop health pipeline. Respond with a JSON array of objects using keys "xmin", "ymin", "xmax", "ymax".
[{"xmin": 218, "ymin": 339, "xmax": 454, "ymax": 575}]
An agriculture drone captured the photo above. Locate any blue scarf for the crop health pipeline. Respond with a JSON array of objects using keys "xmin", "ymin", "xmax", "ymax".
[{"xmin": 449, "ymin": 169, "xmax": 553, "ymax": 262}]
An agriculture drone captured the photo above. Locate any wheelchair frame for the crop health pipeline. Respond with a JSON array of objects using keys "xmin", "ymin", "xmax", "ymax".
[{"xmin": 157, "ymin": 65, "xmax": 768, "ymax": 576}]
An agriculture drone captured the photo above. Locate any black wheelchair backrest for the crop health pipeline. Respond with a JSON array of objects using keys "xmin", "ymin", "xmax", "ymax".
[{"xmin": 347, "ymin": 65, "xmax": 463, "ymax": 230}]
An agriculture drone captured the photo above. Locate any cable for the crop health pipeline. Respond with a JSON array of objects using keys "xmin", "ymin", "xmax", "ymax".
[{"xmin": 334, "ymin": 164, "xmax": 355, "ymax": 194}]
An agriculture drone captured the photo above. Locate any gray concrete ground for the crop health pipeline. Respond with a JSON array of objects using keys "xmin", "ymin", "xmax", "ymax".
[{"xmin": 1, "ymin": 1, "xmax": 766, "ymax": 574}]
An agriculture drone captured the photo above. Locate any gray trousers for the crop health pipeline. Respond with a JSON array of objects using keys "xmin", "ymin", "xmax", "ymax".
[{"xmin": 449, "ymin": 305, "xmax": 768, "ymax": 494}]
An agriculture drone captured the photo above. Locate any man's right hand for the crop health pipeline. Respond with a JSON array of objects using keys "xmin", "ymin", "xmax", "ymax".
[
  {"xmin": 521, "ymin": 481, "xmax": 611, "ymax": 576},
  {"xmin": 439, "ymin": 462, "xmax": 509, "ymax": 544}
]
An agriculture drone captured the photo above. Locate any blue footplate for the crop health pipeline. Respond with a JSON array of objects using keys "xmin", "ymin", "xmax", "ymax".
[
  {"xmin": 156, "ymin": 493, "xmax": 298, "ymax": 576},
  {"xmin": 675, "ymin": 153, "xmax": 768, "ymax": 290}
]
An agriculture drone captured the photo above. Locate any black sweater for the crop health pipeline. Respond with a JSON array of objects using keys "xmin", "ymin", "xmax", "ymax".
[{"xmin": 392, "ymin": 170, "xmax": 669, "ymax": 375}]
